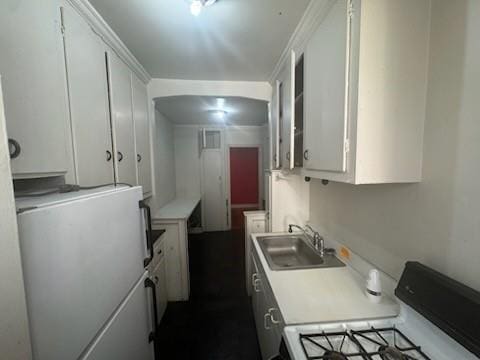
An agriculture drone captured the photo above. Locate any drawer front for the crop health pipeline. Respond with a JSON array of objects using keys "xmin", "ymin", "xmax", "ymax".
[{"xmin": 150, "ymin": 237, "xmax": 165, "ymax": 271}]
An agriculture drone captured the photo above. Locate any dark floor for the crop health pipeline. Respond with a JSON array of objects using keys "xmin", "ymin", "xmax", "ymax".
[{"xmin": 155, "ymin": 230, "xmax": 262, "ymax": 359}]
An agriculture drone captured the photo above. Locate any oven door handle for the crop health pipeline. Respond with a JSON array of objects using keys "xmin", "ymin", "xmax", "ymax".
[
  {"xmin": 139, "ymin": 200, "xmax": 154, "ymax": 267},
  {"xmin": 144, "ymin": 277, "xmax": 159, "ymax": 343}
]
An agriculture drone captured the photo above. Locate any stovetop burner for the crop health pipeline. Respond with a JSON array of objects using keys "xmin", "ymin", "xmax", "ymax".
[
  {"xmin": 300, "ymin": 331, "xmax": 367, "ymax": 359},
  {"xmin": 299, "ymin": 327, "xmax": 431, "ymax": 360}
]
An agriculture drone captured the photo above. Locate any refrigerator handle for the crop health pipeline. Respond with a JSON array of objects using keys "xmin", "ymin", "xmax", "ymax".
[
  {"xmin": 139, "ymin": 200, "xmax": 154, "ymax": 267},
  {"xmin": 144, "ymin": 278, "xmax": 159, "ymax": 343}
]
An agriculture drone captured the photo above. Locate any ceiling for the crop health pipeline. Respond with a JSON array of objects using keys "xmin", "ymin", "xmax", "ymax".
[
  {"xmin": 155, "ymin": 96, "xmax": 268, "ymax": 126},
  {"xmin": 89, "ymin": 0, "xmax": 310, "ymax": 81}
]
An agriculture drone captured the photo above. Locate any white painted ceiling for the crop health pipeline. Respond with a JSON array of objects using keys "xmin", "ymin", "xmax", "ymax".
[
  {"xmin": 89, "ymin": 0, "xmax": 310, "ymax": 80},
  {"xmin": 155, "ymin": 96, "xmax": 268, "ymax": 126}
]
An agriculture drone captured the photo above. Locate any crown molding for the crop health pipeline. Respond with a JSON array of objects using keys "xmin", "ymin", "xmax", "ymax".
[
  {"xmin": 268, "ymin": 0, "xmax": 335, "ymax": 84},
  {"xmin": 68, "ymin": 0, "xmax": 151, "ymax": 84}
]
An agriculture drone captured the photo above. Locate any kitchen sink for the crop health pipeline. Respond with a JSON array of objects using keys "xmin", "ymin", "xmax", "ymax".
[{"xmin": 257, "ymin": 235, "xmax": 345, "ymax": 271}]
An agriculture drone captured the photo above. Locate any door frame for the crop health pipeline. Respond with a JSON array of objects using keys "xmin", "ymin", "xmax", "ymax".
[
  {"xmin": 200, "ymin": 127, "xmax": 228, "ymax": 232},
  {"xmin": 225, "ymin": 144, "xmax": 263, "ymax": 231}
]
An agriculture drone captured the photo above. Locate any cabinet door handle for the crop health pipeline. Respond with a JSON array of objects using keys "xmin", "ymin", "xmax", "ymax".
[
  {"xmin": 117, "ymin": 151, "xmax": 124, "ymax": 162},
  {"xmin": 252, "ymin": 273, "xmax": 258, "ymax": 287},
  {"xmin": 106, "ymin": 150, "xmax": 112, "ymax": 161},
  {"xmin": 157, "ymin": 249, "xmax": 162, "ymax": 255},
  {"xmin": 144, "ymin": 278, "xmax": 158, "ymax": 342},
  {"xmin": 303, "ymin": 149, "xmax": 309, "ymax": 160},
  {"xmin": 268, "ymin": 308, "xmax": 280, "ymax": 324},
  {"xmin": 8, "ymin": 138, "xmax": 21, "ymax": 159},
  {"xmin": 154, "ymin": 276, "xmax": 159, "ymax": 284},
  {"xmin": 264, "ymin": 313, "xmax": 271, "ymax": 330},
  {"xmin": 137, "ymin": 154, "xmax": 142, "ymax": 163},
  {"xmin": 286, "ymin": 151, "xmax": 290, "ymax": 161},
  {"xmin": 253, "ymin": 279, "xmax": 261, "ymax": 292}
]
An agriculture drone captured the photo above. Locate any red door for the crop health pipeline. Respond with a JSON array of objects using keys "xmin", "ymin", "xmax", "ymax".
[{"xmin": 229, "ymin": 147, "xmax": 259, "ymax": 229}]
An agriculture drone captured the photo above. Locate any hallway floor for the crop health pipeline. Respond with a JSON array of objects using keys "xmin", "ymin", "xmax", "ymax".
[{"xmin": 155, "ymin": 230, "xmax": 262, "ymax": 359}]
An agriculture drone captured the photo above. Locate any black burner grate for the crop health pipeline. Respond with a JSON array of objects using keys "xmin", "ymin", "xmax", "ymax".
[{"xmin": 299, "ymin": 327, "xmax": 430, "ymax": 360}]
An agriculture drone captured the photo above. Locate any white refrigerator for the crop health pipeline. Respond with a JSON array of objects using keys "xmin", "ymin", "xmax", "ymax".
[{"xmin": 16, "ymin": 186, "xmax": 156, "ymax": 360}]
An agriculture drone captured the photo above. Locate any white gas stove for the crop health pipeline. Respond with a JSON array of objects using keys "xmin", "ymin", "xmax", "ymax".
[{"xmin": 281, "ymin": 262, "xmax": 480, "ymax": 360}]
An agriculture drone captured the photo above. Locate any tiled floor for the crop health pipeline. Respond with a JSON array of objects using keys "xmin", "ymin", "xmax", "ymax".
[{"xmin": 155, "ymin": 230, "xmax": 262, "ymax": 359}]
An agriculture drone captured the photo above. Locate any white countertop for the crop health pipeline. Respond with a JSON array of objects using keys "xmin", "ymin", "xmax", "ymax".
[
  {"xmin": 153, "ymin": 197, "xmax": 200, "ymax": 220},
  {"xmin": 252, "ymin": 233, "xmax": 400, "ymax": 325}
]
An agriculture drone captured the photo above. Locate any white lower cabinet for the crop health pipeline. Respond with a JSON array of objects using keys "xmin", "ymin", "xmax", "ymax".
[
  {"xmin": 152, "ymin": 220, "xmax": 190, "ymax": 301},
  {"xmin": 245, "ymin": 211, "xmax": 267, "ymax": 295},
  {"xmin": 151, "ymin": 255, "xmax": 168, "ymax": 323},
  {"xmin": 251, "ymin": 253, "xmax": 283, "ymax": 359}
]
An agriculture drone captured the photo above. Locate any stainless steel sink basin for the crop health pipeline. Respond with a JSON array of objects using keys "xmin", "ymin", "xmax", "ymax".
[{"xmin": 257, "ymin": 235, "xmax": 345, "ymax": 271}]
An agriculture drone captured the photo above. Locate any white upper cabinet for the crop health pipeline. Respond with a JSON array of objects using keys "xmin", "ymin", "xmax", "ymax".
[
  {"xmin": 131, "ymin": 74, "xmax": 152, "ymax": 195},
  {"xmin": 278, "ymin": 51, "xmax": 296, "ymax": 170},
  {"xmin": 304, "ymin": 0, "xmax": 349, "ymax": 174},
  {"xmin": 303, "ymin": 0, "xmax": 431, "ymax": 184},
  {"xmin": 270, "ymin": 81, "xmax": 280, "ymax": 169},
  {"xmin": 0, "ymin": 0, "xmax": 70, "ymax": 178},
  {"xmin": 62, "ymin": 4, "xmax": 114, "ymax": 186},
  {"xmin": 107, "ymin": 53, "xmax": 137, "ymax": 186}
]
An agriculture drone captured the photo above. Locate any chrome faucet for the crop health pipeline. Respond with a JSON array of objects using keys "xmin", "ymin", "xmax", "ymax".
[{"xmin": 288, "ymin": 224, "xmax": 325, "ymax": 256}]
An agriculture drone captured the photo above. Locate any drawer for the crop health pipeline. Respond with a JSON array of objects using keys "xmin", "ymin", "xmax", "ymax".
[{"xmin": 150, "ymin": 236, "xmax": 165, "ymax": 270}]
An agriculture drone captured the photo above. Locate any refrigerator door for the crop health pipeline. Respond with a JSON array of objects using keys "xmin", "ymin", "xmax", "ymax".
[
  {"xmin": 17, "ymin": 187, "xmax": 147, "ymax": 360},
  {"xmin": 80, "ymin": 272, "xmax": 155, "ymax": 360}
]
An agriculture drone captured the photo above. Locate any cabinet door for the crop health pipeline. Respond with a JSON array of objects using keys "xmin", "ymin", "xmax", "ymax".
[
  {"xmin": 304, "ymin": 0, "xmax": 349, "ymax": 173},
  {"xmin": 152, "ymin": 257, "xmax": 167, "ymax": 323},
  {"xmin": 62, "ymin": 5, "xmax": 114, "ymax": 186},
  {"xmin": 270, "ymin": 81, "xmax": 280, "ymax": 169},
  {"xmin": 279, "ymin": 51, "xmax": 295, "ymax": 170},
  {"xmin": 132, "ymin": 75, "xmax": 152, "ymax": 195},
  {"xmin": 0, "ymin": 0, "xmax": 70, "ymax": 177},
  {"xmin": 107, "ymin": 53, "xmax": 137, "ymax": 185}
]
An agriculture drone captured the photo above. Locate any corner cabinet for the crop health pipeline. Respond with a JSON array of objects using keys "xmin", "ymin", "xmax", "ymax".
[
  {"xmin": 302, "ymin": 0, "xmax": 431, "ymax": 184},
  {"xmin": 0, "ymin": 0, "xmax": 70, "ymax": 178}
]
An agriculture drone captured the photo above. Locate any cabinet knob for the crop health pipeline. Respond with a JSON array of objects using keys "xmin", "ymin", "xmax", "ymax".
[
  {"xmin": 303, "ymin": 149, "xmax": 309, "ymax": 160},
  {"xmin": 106, "ymin": 150, "xmax": 112, "ymax": 161},
  {"xmin": 8, "ymin": 138, "xmax": 21, "ymax": 159},
  {"xmin": 117, "ymin": 151, "xmax": 124, "ymax": 162},
  {"xmin": 137, "ymin": 154, "xmax": 142, "ymax": 163}
]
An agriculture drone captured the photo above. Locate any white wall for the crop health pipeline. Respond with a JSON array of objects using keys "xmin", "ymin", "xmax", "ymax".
[
  {"xmin": 173, "ymin": 125, "xmax": 268, "ymax": 204},
  {"xmin": 151, "ymin": 109, "xmax": 176, "ymax": 209},
  {"xmin": 309, "ymin": 0, "xmax": 480, "ymax": 290},
  {"xmin": 0, "ymin": 81, "xmax": 32, "ymax": 359}
]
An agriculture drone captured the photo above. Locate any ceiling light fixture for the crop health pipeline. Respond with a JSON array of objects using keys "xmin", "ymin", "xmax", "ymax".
[
  {"xmin": 216, "ymin": 97, "xmax": 226, "ymax": 108},
  {"xmin": 190, "ymin": 0, "xmax": 218, "ymax": 17},
  {"xmin": 209, "ymin": 109, "xmax": 227, "ymax": 121},
  {"xmin": 190, "ymin": 0, "xmax": 202, "ymax": 16}
]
